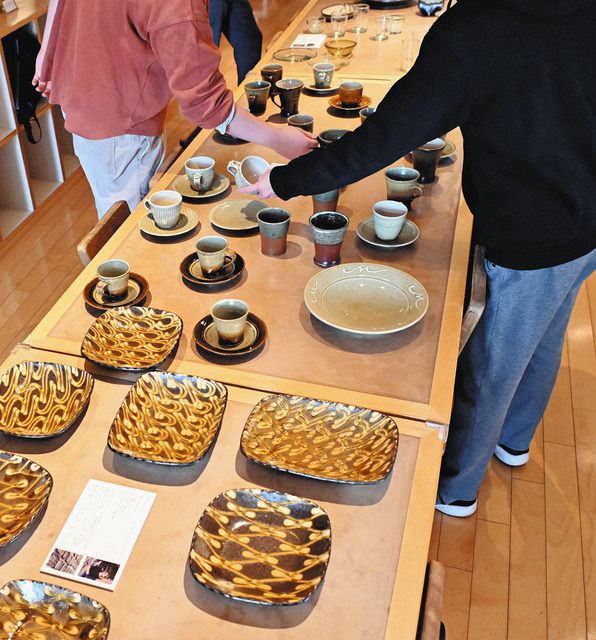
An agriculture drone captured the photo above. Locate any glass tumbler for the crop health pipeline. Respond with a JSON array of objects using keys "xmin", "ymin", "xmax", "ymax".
[
  {"xmin": 371, "ymin": 15, "xmax": 389, "ymax": 41},
  {"xmin": 350, "ymin": 4, "xmax": 369, "ymax": 33},
  {"xmin": 387, "ymin": 14, "xmax": 405, "ymax": 34},
  {"xmin": 330, "ymin": 12, "xmax": 348, "ymax": 37},
  {"xmin": 400, "ymin": 31, "xmax": 423, "ymax": 71},
  {"xmin": 306, "ymin": 16, "xmax": 325, "ymax": 33}
]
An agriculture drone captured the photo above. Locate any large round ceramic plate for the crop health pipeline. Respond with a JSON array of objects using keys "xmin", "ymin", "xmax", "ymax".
[
  {"xmin": 304, "ymin": 263, "xmax": 428, "ymax": 334},
  {"xmin": 189, "ymin": 488, "xmax": 331, "ymax": 605},
  {"xmin": 209, "ymin": 199, "xmax": 267, "ymax": 231}
]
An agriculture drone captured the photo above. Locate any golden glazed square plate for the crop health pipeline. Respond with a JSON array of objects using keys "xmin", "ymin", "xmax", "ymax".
[
  {"xmin": 189, "ymin": 488, "xmax": 331, "ymax": 605},
  {"xmin": 0, "ymin": 580, "xmax": 110, "ymax": 639},
  {"xmin": 241, "ymin": 394, "xmax": 399, "ymax": 483},
  {"xmin": 0, "ymin": 452, "xmax": 53, "ymax": 547},
  {"xmin": 108, "ymin": 371, "xmax": 227, "ymax": 465},
  {"xmin": 304, "ymin": 263, "xmax": 429, "ymax": 335},
  {"xmin": 0, "ymin": 361, "xmax": 94, "ymax": 438},
  {"xmin": 81, "ymin": 306, "xmax": 183, "ymax": 372}
]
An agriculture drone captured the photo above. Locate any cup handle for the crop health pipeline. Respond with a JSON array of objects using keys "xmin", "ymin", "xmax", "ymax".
[
  {"xmin": 271, "ymin": 93, "xmax": 282, "ymax": 109},
  {"xmin": 225, "ymin": 249, "xmax": 237, "ymax": 264},
  {"xmin": 227, "ymin": 160, "xmax": 240, "ymax": 177},
  {"xmin": 95, "ymin": 280, "xmax": 109, "ymax": 296},
  {"xmin": 144, "ymin": 200, "xmax": 152, "ymax": 210},
  {"xmin": 411, "ymin": 185, "xmax": 423, "ymax": 198},
  {"xmin": 193, "ymin": 174, "xmax": 206, "ymax": 190}
]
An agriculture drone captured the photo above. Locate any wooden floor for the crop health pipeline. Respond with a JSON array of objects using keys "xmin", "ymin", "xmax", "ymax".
[{"xmin": 0, "ymin": 1, "xmax": 594, "ymax": 638}]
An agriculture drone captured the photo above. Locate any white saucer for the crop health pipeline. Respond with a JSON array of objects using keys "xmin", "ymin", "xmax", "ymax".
[
  {"xmin": 140, "ymin": 206, "xmax": 199, "ymax": 237},
  {"xmin": 172, "ymin": 173, "xmax": 230, "ymax": 199}
]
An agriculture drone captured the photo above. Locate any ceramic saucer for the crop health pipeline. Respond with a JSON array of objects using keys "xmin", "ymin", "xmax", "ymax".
[
  {"xmin": 321, "ymin": 3, "xmax": 354, "ymax": 19},
  {"xmin": 273, "ymin": 48, "xmax": 317, "ymax": 62},
  {"xmin": 357, "ymin": 218, "xmax": 420, "ymax": 249},
  {"xmin": 172, "ymin": 173, "xmax": 230, "ymax": 200},
  {"xmin": 328, "ymin": 95, "xmax": 372, "ymax": 112},
  {"xmin": 83, "ymin": 273, "xmax": 149, "ymax": 311},
  {"xmin": 439, "ymin": 139, "xmax": 456, "ymax": 162},
  {"xmin": 303, "ymin": 83, "xmax": 340, "ymax": 95},
  {"xmin": 180, "ymin": 252, "xmax": 245, "ymax": 290},
  {"xmin": 209, "ymin": 199, "xmax": 267, "ymax": 232},
  {"xmin": 193, "ymin": 313, "xmax": 267, "ymax": 360},
  {"xmin": 140, "ymin": 206, "xmax": 199, "ymax": 237}
]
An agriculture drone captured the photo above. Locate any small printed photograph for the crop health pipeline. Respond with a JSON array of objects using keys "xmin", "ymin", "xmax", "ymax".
[
  {"xmin": 77, "ymin": 557, "xmax": 120, "ymax": 585},
  {"xmin": 45, "ymin": 548, "xmax": 83, "ymax": 575}
]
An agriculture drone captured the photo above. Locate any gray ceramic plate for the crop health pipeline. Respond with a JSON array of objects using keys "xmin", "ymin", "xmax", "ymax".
[
  {"xmin": 357, "ymin": 217, "xmax": 420, "ymax": 248},
  {"xmin": 139, "ymin": 206, "xmax": 199, "ymax": 237},
  {"xmin": 172, "ymin": 174, "xmax": 230, "ymax": 200},
  {"xmin": 209, "ymin": 199, "xmax": 267, "ymax": 231}
]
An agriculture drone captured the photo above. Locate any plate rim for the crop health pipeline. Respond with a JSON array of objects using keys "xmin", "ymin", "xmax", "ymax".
[
  {"xmin": 328, "ymin": 94, "xmax": 372, "ymax": 111},
  {"xmin": 82, "ymin": 272, "xmax": 149, "ymax": 311},
  {"xmin": 208, "ymin": 199, "xmax": 267, "ymax": 231},
  {"xmin": 139, "ymin": 205, "xmax": 199, "ymax": 237},
  {"xmin": 356, "ymin": 217, "xmax": 420, "ymax": 249},
  {"xmin": 171, "ymin": 173, "xmax": 230, "ymax": 200},
  {"xmin": 303, "ymin": 262, "xmax": 429, "ymax": 335}
]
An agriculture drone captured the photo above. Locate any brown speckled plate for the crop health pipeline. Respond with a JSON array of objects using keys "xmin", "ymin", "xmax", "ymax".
[
  {"xmin": 0, "ymin": 580, "xmax": 110, "ymax": 638},
  {"xmin": 193, "ymin": 313, "xmax": 267, "ymax": 361},
  {"xmin": 0, "ymin": 361, "xmax": 94, "ymax": 438},
  {"xmin": 108, "ymin": 371, "xmax": 227, "ymax": 465},
  {"xmin": 81, "ymin": 306, "xmax": 183, "ymax": 372},
  {"xmin": 0, "ymin": 452, "xmax": 53, "ymax": 547},
  {"xmin": 189, "ymin": 488, "xmax": 331, "ymax": 605},
  {"xmin": 241, "ymin": 394, "xmax": 399, "ymax": 484}
]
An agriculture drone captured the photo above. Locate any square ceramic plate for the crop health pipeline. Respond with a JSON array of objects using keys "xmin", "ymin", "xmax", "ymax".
[
  {"xmin": 0, "ymin": 361, "xmax": 94, "ymax": 438},
  {"xmin": 108, "ymin": 371, "xmax": 227, "ymax": 465},
  {"xmin": 241, "ymin": 394, "xmax": 399, "ymax": 483},
  {"xmin": 0, "ymin": 580, "xmax": 110, "ymax": 638},
  {"xmin": 0, "ymin": 452, "xmax": 53, "ymax": 547},
  {"xmin": 189, "ymin": 488, "xmax": 331, "ymax": 605},
  {"xmin": 81, "ymin": 306, "xmax": 183, "ymax": 372}
]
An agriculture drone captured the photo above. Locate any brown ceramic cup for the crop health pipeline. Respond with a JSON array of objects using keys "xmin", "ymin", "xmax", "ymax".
[
  {"xmin": 272, "ymin": 79, "xmax": 304, "ymax": 117},
  {"xmin": 312, "ymin": 189, "xmax": 340, "ymax": 213},
  {"xmin": 411, "ymin": 138, "xmax": 446, "ymax": 183},
  {"xmin": 256, "ymin": 207, "xmax": 291, "ymax": 256},
  {"xmin": 244, "ymin": 80, "xmax": 271, "ymax": 116},
  {"xmin": 309, "ymin": 211, "xmax": 349, "ymax": 267},
  {"xmin": 338, "ymin": 81, "xmax": 363, "ymax": 108},
  {"xmin": 287, "ymin": 114, "xmax": 314, "ymax": 132},
  {"xmin": 210, "ymin": 299, "xmax": 249, "ymax": 346},
  {"xmin": 385, "ymin": 166, "xmax": 423, "ymax": 209},
  {"xmin": 260, "ymin": 63, "xmax": 283, "ymax": 95}
]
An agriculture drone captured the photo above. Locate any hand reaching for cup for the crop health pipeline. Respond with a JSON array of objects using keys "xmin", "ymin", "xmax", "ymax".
[
  {"xmin": 238, "ymin": 168, "xmax": 277, "ymax": 199},
  {"xmin": 271, "ymin": 126, "xmax": 318, "ymax": 160}
]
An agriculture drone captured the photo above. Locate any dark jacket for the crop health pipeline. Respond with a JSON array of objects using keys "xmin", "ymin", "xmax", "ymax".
[{"xmin": 270, "ymin": 0, "xmax": 596, "ymax": 269}]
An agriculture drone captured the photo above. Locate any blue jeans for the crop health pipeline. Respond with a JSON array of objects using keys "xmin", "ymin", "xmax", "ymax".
[
  {"xmin": 209, "ymin": 0, "xmax": 263, "ymax": 84},
  {"xmin": 439, "ymin": 249, "xmax": 595, "ymax": 502}
]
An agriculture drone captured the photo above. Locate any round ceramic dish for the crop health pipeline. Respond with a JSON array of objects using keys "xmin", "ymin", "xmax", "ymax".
[
  {"xmin": 193, "ymin": 313, "xmax": 267, "ymax": 361},
  {"xmin": 304, "ymin": 263, "xmax": 429, "ymax": 334},
  {"xmin": 356, "ymin": 218, "xmax": 420, "ymax": 249},
  {"xmin": 180, "ymin": 252, "xmax": 245, "ymax": 291},
  {"xmin": 172, "ymin": 174, "xmax": 230, "ymax": 200},
  {"xmin": 328, "ymin": 95, "xmax": 372, "ymax": 111},
  {"xmin": 209, "ymin": 199, "xmax": 267, "ymax": 232},
  {"xmin": 139, "ymin": 206, "xmax": 199, "ymax": 237},
  {"xmin": 83, "ymin": 273, "xmax": 149, "ymax": 311},
  {"xmin": 273, "ymin": 48, "xmax": 317, "ymax": 62}
]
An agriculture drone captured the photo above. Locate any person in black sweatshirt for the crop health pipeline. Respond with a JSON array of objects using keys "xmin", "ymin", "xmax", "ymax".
[{"xmin": 241, "ymin": 0, "xmax": 596, "ymax": 516}]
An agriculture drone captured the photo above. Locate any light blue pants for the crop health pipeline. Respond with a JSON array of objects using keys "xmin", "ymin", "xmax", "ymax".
[{"xmin": 439, "ymin": 249, "xmax": 595, "ymax": 502}]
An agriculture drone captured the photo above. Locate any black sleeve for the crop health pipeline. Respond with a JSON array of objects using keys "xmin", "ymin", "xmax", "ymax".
[{"xmin": 270, "ymin": 31, "xmax": 471, "ymax": 200}]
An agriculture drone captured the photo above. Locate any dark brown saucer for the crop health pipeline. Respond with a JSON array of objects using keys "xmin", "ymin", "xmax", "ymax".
[
  {"xmin": 193, "ymin": 313, "xmax": 267, "ymax": 361},
  {"xmin": 83, "ymin": 273, "xmax": 149, "ymax": 311},
  {"xmin": 328, "ymin": 95, "xmax": 372, "ymax": 112},
  {"xmin": 180, "ymin": 252, "xmax": 245, "ymax": 291}
]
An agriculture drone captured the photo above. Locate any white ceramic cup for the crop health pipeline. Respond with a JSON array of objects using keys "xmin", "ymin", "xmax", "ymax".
[
  {"xmin": 372, "ymin": 200, "xmax": 408, "ymax": 240},
  {"xmin": 185, "ymin": 156, "xmax": 215, "ymax": 192},
  {"xmin": 144, "ymin": 190, "xmax": 182, "ymax": 229},
  {"xmin": 227, "ymin": 155, "xmax": 271, "ymax": 188},
  {"xmin": 195, "ymin": 236, "xmax": 236, "ymax": 275},
  {"xmin": 210, "ymin": 299, "xmax": 249, "ymax": 345},
  {"xmin": 96, "ymin": 259, "xmax": 130, "ymax": 298}
]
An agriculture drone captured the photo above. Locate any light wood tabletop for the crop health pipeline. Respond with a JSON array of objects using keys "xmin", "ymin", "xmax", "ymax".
[{"xmin": 0, "ymin": 344, "xmax": 442, "ymax": 639}]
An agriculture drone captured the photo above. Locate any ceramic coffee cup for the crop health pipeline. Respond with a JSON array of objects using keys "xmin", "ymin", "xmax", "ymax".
[
  {"xmin": 372, "ymin": 200, "xmax": 408, "ymax": 240},
  {"xmin": 210, "ymin": 298, "xmax": 250, "ymax": 345},
  {"xmin": 144, "ymin": 190, "xmax": 182, "ymax": 228},
  {"xmin": 272, "ymin": 79, "xmax": 304, "ymax": 117},
  {"xmin": 260, "ymin": 63, "xmax": 283, "ymax": 95},
  {"xmin": 184, "ymin": 156, "xmax": 215, "ymax": 192},
  {"xmin": 257, "ymin": 207, "xmax": 291, "ymax": 256},
  {"xmin": 338, "ymin": 81, "xmax": 363, "ymax": 107},
  {"xmin": 385, "ymin": 166, "xmax": 423, "ymax": 208},
  {"xmin": 244, "ymin": 80, "xmax": 271, "ymax": 116},
  {"xmin": 287, "ymin": 114, "xmax": 314, "ymax": 132},
  {"xmin": 227, "ymin": 155, "xmax": 271, "ymax": 188},
  {"xmin": 309, "ymin": 211, "xmax": 349, "ymax": 267},
  {"xmin": 359, "ymin": 106, "xmax": 376, "ymax": 123},
  {"xmin": 195, "ymin": 236, "xmax": 236, "ymax": 276},
  {"xmin": 317, "ymin": 128, "xmax": 350, "ymax": 147},
  {"xmin": 411, "ymin": 138, "xmax": 446, "ymax": 183},
  {"xmin": 96, "ymin": 259, "xmax": 130, "ymax": 299},
  {"xmin": 312, "ymin": 62, "xmax": 335, "ymax": 89},
  {"xmin": 312, "ymin": 189, "xmax": 340, "ymax": 213}
]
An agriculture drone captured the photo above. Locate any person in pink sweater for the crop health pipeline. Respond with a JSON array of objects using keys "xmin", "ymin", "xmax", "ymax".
[{"xmin": 33, "ymin": 0, "xmax": 316, "ymax": 218}]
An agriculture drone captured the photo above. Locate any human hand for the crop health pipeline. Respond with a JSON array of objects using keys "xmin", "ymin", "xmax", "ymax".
[
  {"xmin": 271, "ymin": 126, "xmax": 318, "ymax": 160},
  {"xmin": 32, "ymin": 48, "xmax": 51, "ymax": 98},
  {"xmin": 237, "ymin": 168, "xmax": 277, "ymax": 199}
]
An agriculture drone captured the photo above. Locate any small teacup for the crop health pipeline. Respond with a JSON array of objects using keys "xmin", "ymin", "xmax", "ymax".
[
  {"xmin": 411, "ymin": 138, "xmax": 446, "ymax": 183},
  {"xmin": 287, "ymin": 114, "xmax": 314, "ymax": 132},
  {"xmin": 317, "ymin": 129, "xmax": 350, "ymax": 147},
  {"xmin": 312, "ymin": 189, "xmax": 340, "ymax": 213},
  {"xmin": 372, "ymin": 200, "xmax": 408, "ymax": 240},
  {"xmin": 338, "ymin": 81, "xmax": 363, "ymax": 108},
  {"xmin": 96, "ymin": 259, "xmax": 130, "ymax": 299},
  {"xmin": 260, "ymin": 63, "xmax": 283, "ymax": 95},
  {"xmin": 227, "ymin": 155, "xmax": 271, "ymax": 188},
  {"xmin": 185, "ymin": 156, "xmax": 215, "ymax": 192},
  {"xmin": 359, "ymin": 106, "xmax": 376, "ymax": 123},
  {"xmin": 257, "ymin": 207, "xmax": 291, "ymax": 256},
  {"xmin": 195, "ymin": 236, "xmax": 236, "ymax": 276},
  {"xmin": 309, "ymin": 211, "xmax": 349, "ymax": 267},
  {"xmin": 210, "ymin": 299, "xmax": 250, "ymax": 345},
  {"xmin": 144, "ymin": 190, "xmax": 182, "ymax": 229},
  {"xmin": 312, "ymin": 62, "xmax": 335, "ymax": 89},
  {"xmin": 244, "ymin": 80, "xmax": 271, "ymax": 116},
  {"xmin": 385, "ymin": 166, "xmax": 423, "ymax": 208}
]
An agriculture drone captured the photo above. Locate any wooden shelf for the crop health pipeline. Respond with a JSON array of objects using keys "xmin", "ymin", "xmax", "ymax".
[
  {"xmin": 0, "ymin": 0, "xmax": 49, "ymax": 39},
  {"xmin": 0, "ymin": 205, "xmax": 32, "ymax": 236},
  {"xmin": 0, "ymin": 127, "xmax": 15, "ymax": 146},
  {"xmin": 30, "ymin": 178, "xmax": 61, "ymax": 204},
  {"xmin": 60, "ymin": 152, "xmax": 80, "ymax": 177}
]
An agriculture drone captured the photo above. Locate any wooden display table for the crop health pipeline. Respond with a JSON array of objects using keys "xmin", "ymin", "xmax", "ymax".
[{"xmin": 0, "ymin": 345, "xmax": 442, "ymax": 639}]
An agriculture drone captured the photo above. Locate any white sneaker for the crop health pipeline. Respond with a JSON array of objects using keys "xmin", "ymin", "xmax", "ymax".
[
  {"xmin": 494, "ymin": 443, "xmax": 530, "ymax": 467},
  {"xmin": 435, "ymin": 496, "xmax": 477, "ymax": 517}
]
